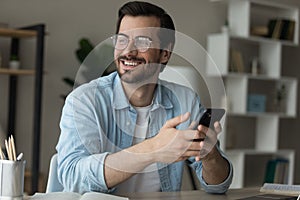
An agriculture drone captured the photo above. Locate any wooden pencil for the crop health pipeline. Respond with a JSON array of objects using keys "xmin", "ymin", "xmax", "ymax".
[
  {"xmin": 10, "ymin": 135, "xmax": 17, "ymax": 161},
  {"xmin": 5, "ymin": 139, "xmax": 12, "ymax": 160},
  {"xmin": 0, "ymin": 148, "xmax": 4, "ymax": 160}
]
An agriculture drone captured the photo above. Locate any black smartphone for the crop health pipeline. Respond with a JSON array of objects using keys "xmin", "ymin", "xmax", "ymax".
[{"xmin": 199, "ymin": 108, "xmax": 225, "ymax": 128}]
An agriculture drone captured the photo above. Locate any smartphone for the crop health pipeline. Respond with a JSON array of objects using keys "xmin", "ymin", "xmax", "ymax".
[{"xmin": 199, "ymin": 108, "xmax": 225, "ymax": 128}]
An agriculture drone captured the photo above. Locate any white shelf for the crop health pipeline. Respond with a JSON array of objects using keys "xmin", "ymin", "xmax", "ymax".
[
  {"xmin": 207, "ymin": 0, "xmax": 298, "ymax": 188},
  {"xmin": 228, "ymin": 0, "xmax": 299, "ymax": 44},
  {"xmin": 224, "ymin": 73, "xmax": 297, "ymax": 81},
  {"xmin": 207, "ymin": 32, "xmax": 283, "ymax": 78},
  {"xmin": 231, "ymin": 35, "xmax": 298, "ymax": 47},
  {"xmin": 223, "ymin": 75, "xmax": 297, "ymax": 117},
  {"xmin": 227, "ymin": 112, "xmax": 296, "ymax": 119},
  {"xmin": 226, "ymin": 149, "xmax": 294, "ymax": 155},
  {"xmin": 226, "ymin": 149, "xmax": 295, "ymax": 188}
]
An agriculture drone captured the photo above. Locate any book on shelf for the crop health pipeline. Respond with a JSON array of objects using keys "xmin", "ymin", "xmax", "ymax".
[
  {"xmin": 267, "ymin": 19, "xmax": 295, "ymax": 41},
  {"xmin": 264, "ymin": 158, "xmax": 289, "ymax": 185},
  {"xmin": 30, "ymin": 192, "xmax": 129, "ymax": 200},
  {"xmin": 229, "ymin": 49, "xmax": 245, "ymax": 73},
  {"xmin": 250, "ymin": 26, "xmax": 269, "ymax": 37},
  {"xmin": 272, "ymin": 19, "xmax": 283, "ymax": 39},
  {"xmin": 285, "ymin": 20, "xmax": 295, "ymax": 41}
]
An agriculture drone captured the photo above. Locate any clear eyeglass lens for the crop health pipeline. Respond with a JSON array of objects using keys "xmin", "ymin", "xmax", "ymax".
[
  {"xmin": 113, "ymin": 35, "xmax": 128, "ymax": 50},
  {"xmin": 135, "ymin": 36, "xmax": 152, "ymax": 52},
  {"xmin": 112, "ymin": 34, "xmax": 152, "ymax": 52}
]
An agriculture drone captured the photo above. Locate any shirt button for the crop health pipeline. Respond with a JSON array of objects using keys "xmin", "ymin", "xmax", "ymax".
[{"xmin": 126, "ymin": 121, "xmax": 130, "ymax": 126}]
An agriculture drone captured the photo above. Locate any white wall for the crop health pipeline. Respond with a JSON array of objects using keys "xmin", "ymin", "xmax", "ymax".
[{"xmin": 0, "ymin": 0, "xmax": 300, "ymax": 190}]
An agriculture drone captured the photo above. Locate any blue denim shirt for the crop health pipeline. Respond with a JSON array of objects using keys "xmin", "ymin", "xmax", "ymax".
[{"xmin": 56, "ymin": 72, "xmax": 233, "ymax": 194}]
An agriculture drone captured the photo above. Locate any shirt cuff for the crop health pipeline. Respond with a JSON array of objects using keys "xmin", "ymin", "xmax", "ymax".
[
  {"xmin": 199, "ymin": 157, "xmax": 233, "ymax": 194},
  {"xmin": 82, "ymin": 153, "xmax": 116, "ymax": 193}
]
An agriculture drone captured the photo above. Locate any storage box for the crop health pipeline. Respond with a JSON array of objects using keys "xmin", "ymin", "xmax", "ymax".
[{"xmin": 247, "ymin": 94, "xmax": 266, "ymax": 112}]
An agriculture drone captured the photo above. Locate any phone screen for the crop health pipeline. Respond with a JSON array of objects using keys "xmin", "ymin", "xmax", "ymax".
[{"xmin": 199, "ymin": 108, "xmax": 225, "ymax": 128}]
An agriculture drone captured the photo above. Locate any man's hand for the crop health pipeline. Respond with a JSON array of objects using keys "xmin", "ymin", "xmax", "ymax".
[
  {"xmin": 195, "ymin": 121, "xmax": 221, "ymax": 162},
  {"xmin": 196, "ymin": 121, "xmax": 230, "ymax": 185},
  {"xmin": 149, "ymin": 112, "xmax": 206, "ymax": 163}
]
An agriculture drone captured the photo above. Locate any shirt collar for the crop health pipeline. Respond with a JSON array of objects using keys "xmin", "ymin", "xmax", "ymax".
[
  {"xmin": 152, "ymin": 79, "xmax": 173, "ymax": 110},
  {"xmin": 112, "ymin": 74, "xmax": 173, "ymax": 110},
  {"xmin": 112, "ymin": 74, "xmax": 130, "ymax": 109}
]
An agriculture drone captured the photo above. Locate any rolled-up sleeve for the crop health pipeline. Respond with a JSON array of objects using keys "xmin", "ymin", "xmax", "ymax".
[
  {"xmin": 189, "ymin": 143, "xmax": 233, "ymax": 194},
  {"xmin": 56, "ymin": 92, "xmax": 114, "ymax": 194},
  {"xmin": 198, "ymin": 155, "xmax": 233, "ymax": 194}
]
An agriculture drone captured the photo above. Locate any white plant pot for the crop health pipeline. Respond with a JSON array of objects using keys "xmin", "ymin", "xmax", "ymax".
[
  {"xmin": 221, "ymin": 25, "xmax": 229, "ymax": 33},
  {"xmin": 9, "ymin": 60, "xmax": 20, "ymax": 69}
]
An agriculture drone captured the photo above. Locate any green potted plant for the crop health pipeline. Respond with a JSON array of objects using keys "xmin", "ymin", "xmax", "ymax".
[
  {"xmin": 60, "ymin": 38, "xmax": 94, "ymax": 99},
  {"xmin": 274, "ymin": 84, "xmax": 286, "ymax": 113},
  {"xmin": 60, "ymin": 37, "xmax": 116, "ymax": 99},
  {"xmin": 9, "ymin": 54, "xmax": 20, "ymax": 69}
]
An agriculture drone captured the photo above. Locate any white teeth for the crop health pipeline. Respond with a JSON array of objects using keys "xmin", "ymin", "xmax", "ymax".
[{"xmin": 124, "ymin": 61, "xmax": 138, "ymax": 66}]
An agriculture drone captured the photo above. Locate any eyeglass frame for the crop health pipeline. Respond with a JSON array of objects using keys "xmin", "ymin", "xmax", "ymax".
[{"xmin": 110, "ymin": 33, "xmax": 157, "ymax": 53}]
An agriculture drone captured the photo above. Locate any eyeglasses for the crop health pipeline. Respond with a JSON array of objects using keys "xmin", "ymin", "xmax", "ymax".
[{"xmin": 111, "ymin": 34, "xmax": 153, "ymax": 53}]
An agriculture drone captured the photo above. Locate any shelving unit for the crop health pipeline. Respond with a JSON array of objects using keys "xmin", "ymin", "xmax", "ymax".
[
  {"xmin": 228, "ymin": 0, "xmax": 299, "ymax": 44},
  {"xmin": 0, "ymin": 68, "xmax": 35, "ymax": 75},
  {"xmin": 0, "ymin": 24, "xmax": 45, "ymax": 194},
  {"xmin": 206, "ymin": 0, "xmax": 298, "ymax": 188}
]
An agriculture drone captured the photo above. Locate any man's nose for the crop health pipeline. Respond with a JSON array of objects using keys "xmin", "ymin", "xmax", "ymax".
[{"xmin": 123, "ymin": 39, "xmax": 138, "ymax": 55}]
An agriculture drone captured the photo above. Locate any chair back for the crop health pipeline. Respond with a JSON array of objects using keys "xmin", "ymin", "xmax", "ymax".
[{"xmin": 46, "ymin": 153, "xmax": 64, "ymax": 193}]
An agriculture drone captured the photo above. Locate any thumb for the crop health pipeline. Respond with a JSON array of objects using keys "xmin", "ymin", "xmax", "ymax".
[{"xmin": 164, "ymin": 112, "xmax": 190, "ymax": 128}]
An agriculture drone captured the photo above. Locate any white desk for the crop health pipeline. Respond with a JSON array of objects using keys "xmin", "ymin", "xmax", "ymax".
[
  {"xmin": 27, "ymin": 187, "xmax": 262, "ymax": 200},
  {"xmin": 122, "ymin": 187, "xmax": 261, "ymax": 200}
]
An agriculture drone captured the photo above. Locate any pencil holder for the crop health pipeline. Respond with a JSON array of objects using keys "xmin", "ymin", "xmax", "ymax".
[{"xmin": 0, "ymin": 160, "xmax": 26, "ymax": 200}]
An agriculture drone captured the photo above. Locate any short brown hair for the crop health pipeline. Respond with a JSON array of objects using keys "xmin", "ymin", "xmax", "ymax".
[{"xmin": 116, "ymin": 1, "xmax": 175, "ymax": 50}]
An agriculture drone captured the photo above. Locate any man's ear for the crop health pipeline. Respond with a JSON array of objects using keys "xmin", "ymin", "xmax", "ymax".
[{"xmin": 159, "ymin": 43, "xmax": 172, "ymax": 64}]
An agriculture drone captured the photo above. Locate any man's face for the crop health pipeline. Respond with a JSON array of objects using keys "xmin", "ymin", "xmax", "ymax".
[{"xmin": 114, "ymin": 15, "xmax": 169, "ymax": 84}]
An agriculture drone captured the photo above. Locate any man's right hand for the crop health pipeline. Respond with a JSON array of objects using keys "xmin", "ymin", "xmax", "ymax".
[{"xmin": 149, "ymin": 112, "xmax": 205, "ymax": 163}]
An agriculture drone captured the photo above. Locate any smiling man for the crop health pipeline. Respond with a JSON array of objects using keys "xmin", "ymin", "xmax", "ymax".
[{"xmin": 56, "ymin": 1, "xmax": 233, "ymax": 195}]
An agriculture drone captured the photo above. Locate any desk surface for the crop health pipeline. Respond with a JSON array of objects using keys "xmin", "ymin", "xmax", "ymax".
[
  {"xmin": 122, "ymin": 187, "xmax": 261, "ymax": 200},
  {"xmin": 27, "ymin": 187, "xmax": 262, "ymax": 200}
]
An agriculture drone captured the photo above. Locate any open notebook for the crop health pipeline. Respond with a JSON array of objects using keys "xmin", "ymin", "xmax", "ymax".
[
  {"xmin": 260, "ymin": 183, "xmax": 300, "ymax": 196},
  {"xmin": 237, "ymin": 183, "xmax": 300, "ymax": 200},
  {"xmin": 30, "ymin": 192, "xmax": 129, "ymax": 200},
  {"xmin": 237, "ymin": 194, "xmax": 298, "ymax": 200}
]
